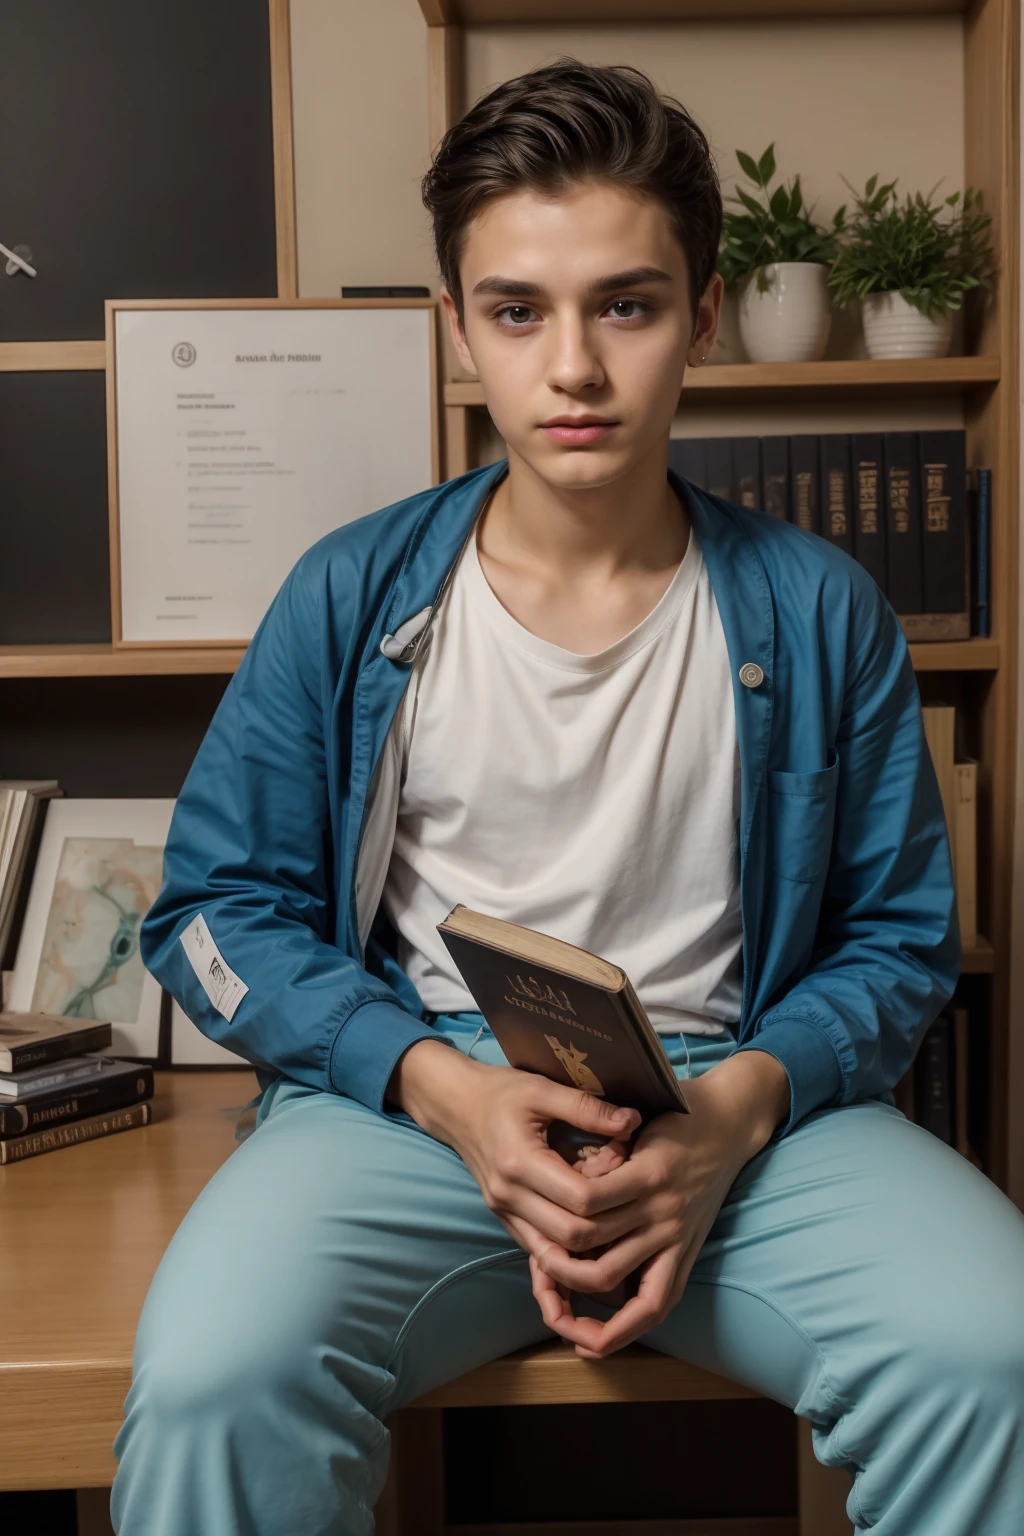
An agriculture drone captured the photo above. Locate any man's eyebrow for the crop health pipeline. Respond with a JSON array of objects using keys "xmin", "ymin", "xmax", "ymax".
[{"xmin": 470, "ymin": 265, "xmax": 675, "ymax": 299}]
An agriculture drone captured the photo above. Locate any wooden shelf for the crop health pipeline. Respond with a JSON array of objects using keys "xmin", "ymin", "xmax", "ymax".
[
  {"xmin": 0, "ymin": 341, "xmax": 106, "ymax": 372},
  {"xmin": 0, "ymin": 644, "xmax": 245, "ymax": 679},
  {"xmin": 420, "ymin": 1, "xmax": 969, "ymax": 22},
  {"xmin": 908, "ymin": 639, "xmax": 999, "ymax": 671},
  {"xmin": 961, "ymin": 938, "xmax": 996, "ymax": 975},
  {"xmin": 0, "ymin": 638, "xmax": 998, "ymax": 680},
  {"xmin": 445, "ymin": 357, "xmax": 1000, "ymax": 410}
]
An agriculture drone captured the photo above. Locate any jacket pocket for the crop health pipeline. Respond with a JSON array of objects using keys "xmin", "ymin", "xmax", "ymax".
[{"xmin": 768, "ymin": 747, "xmax": 840, "ymax": 884}]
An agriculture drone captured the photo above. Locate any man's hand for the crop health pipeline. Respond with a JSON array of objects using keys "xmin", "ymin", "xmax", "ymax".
[
  {"xmin": 530, "ymin": 1050, "xmax": 791, "ymax": 1358},
  {"xmin": 388, "ymin": 1039, "xmax": 642, "ymax": 1260},
  {"xmin": 388, "ymin": 1039, "xmax": 789, "ymax": 1359}
]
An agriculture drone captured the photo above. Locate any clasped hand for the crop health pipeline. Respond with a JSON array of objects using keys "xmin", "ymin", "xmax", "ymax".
[{"xmin": 438, "ymin": 1057, "xmax": 772, "ymax": 1359}]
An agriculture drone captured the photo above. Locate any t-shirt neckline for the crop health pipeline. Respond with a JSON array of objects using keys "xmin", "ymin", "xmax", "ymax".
[{"xmin": 463, "ymin": 515, "xmax": 701, "ymax": 675}]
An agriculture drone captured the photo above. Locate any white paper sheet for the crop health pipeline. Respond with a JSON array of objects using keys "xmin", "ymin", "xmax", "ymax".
[{"xmin": 114, "ymin": 305, "xmax": 435, "ymax": 642}]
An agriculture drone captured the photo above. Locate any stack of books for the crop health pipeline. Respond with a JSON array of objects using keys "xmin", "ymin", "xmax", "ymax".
[
  {"xmin": 0, "ymin": 1013, "xmax": 154, "ymax": 1165},
  {"xmin": 669, "ymin": 430, "xmax": 990, "ymax": 638},
  {"xmin": 0, "ymin": 780, "xmax": 61, "ymax": 970},
  {"xmin": 894, "ymin": 1006, "xmax": 981, "ymax": 1168}
]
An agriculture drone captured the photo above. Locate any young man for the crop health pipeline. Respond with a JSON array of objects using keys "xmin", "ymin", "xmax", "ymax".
[{"xmin": 112, "ymin": 59, "xmax": 1024, "ymax": 1536}]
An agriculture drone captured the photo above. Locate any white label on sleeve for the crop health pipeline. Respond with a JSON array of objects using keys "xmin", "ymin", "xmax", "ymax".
[{"xmin": 180, "ymin": 912, "xmax": 249, "ymax": 1023}]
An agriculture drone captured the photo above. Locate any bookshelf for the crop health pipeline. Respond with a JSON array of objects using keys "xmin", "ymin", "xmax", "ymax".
[{"xmin": 421, "ymin": 0, "xmax": 1021, "ymax": 1199}]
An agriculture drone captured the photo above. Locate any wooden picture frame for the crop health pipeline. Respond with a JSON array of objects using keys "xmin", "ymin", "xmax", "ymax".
[{"xmin": 105, "ymin": 297, "xmax": 441, "ymax": 648}]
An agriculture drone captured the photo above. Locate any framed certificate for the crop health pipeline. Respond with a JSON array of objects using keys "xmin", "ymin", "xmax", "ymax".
[{"xmin": 106, "ymin": 298, "xmax": 440, "ymax": 646}]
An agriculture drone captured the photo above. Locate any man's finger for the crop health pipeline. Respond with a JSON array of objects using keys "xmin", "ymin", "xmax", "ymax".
[
  {"xmin": 530, "ymin": 1078, "xmax": 641, "ymax": 1141},
  {"xmin": 539, "ymin": 1222, "xmax": 668, "ymax": 1293}
]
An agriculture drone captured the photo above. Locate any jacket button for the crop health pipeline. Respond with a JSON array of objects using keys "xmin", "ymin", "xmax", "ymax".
[{"xmin": 739, "ymin": 662, "xmax": 764, "ymax": 688}]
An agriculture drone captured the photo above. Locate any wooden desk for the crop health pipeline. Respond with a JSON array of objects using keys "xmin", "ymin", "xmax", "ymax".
[{"xmin": 0, "ymin": 1070, "xmax": 258, "ymax": 1490}]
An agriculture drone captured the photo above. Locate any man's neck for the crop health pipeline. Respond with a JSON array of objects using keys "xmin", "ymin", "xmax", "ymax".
[{"xmin": 481, "ymin": 441, "xmax": 689, "ymax": 585}]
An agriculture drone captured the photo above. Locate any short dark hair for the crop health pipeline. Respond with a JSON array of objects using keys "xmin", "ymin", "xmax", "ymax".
[{"xmin": 421, "ymin": 57, "xmax": 722, "ymax": 325}]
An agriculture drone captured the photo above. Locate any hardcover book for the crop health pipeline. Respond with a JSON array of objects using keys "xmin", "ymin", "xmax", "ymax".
[
  {"xmin": 0, "ymin": 1058, "xmax": 154, "ymax": 1138},
  {"xmin": 820, "ymin": 435, "xmax": 854, "ymax": 555},
  {"xmin": 704, "ymin": 439, "xmax": 732, "ymax": 501},
  {"xmin": 732, "ymin": 438, "xmax": 762, "ymax": 509},
  {"xmin": 789, "ymin": 436, "xmax": 820, "ymax": 535},
  {"xmin": 669, "ymin": 437, "xmax": 706, "ymax": 490},
  {"xmin": 761, "ymin": 437, "xmax": 790, "ymax": 520},
  {"xmin": 0, "ymin": 1100, "xmax": 151, "ymax": 1165},
  {"xmin": 436, "ymin": 905, "xmax": 689, "ymax": 1123},
  {"xmin": 0, "ymin": 1013, "xmax": 113, "ymax": 1074},
  {"xmin": 883, "ymin": 433, "xmax": 924, "ymax": 615},
  {"xmin": 851, "ymin": 434, "xmax": 887, "ymax": 593},
  {"xmin": 919, "ymin": 430, "xmax": 968, "ymax": 614}
]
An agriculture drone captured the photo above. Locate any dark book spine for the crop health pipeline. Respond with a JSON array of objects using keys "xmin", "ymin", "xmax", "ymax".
[
  {"xmin": 914, "ymin": 1015, "xmax": 954, "ymax": 1145},
  {"xmin": 704, "ymin": 439, "xmax": 732, "ymax": 500},
  {"xmin": 883, "ymin": 433, "xmax": 924, "ymax": 614},
  {"xmin": 851, "ymin": 434, "xmax": 887, "ymax": 592},
  {"xmin": 0, "ymin": 1065, "xmax": 154, "ymax": 1138},
  {"xmin": 0, "ymin": 1100, "xmax": 151, "ymax": 1164},
  {"xmin": 820, "ymin": 435, "xmax": 854, "ymax": 554},
  {"xmin": 760, "ymin": 437, "xmax": 790, "ymax": 520},
  {"xmin": 3, "ymin": 1022, "xmax": 113, "ymax": 1074},
  {"xmin": 789, "ymin": 436, "xmax": 820, "ymax": 534},
  {"xmin": 973, "ymin": 468, "xmax": 991, "ymax": 637},
  {"xmin": 732, "ymin": 437, "xmax": 762, "ymax": 509},
  {"xmin": 919, "ymin": 430, "xmax": 968, "ymax": 614},
  {"xmin": 668, "ymin": 437, "xmax": 707, "ymax": 489}
]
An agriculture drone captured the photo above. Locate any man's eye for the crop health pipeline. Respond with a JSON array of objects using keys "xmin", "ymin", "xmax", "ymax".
[
  {"xmin": 608, "ymin": 299, "xmax": 648, "ymax": 319},
  {"xmin": 495, "ymin": 305, "xmax": 537, "ymax": 328}
]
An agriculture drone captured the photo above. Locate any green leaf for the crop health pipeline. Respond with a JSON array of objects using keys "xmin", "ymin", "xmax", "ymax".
[
  {"xmin": 769, "ymin": 184, "xmax": 790, "ymax": 222},
  {"xmin": 865, "ymin": 173, "xmax": 877, "ymax": 197},
  {"xmin": 736, "ymin": 149, "xmax": 761, "ymax": 184},
  {"xmin": 757, "ymin": 143, "xmax": 776, "ymax": 184}
]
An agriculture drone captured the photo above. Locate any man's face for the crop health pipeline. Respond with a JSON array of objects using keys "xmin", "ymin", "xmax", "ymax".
[{"xmin": 442, "ymin": 179, "xmax": 721, "ymax": 491}]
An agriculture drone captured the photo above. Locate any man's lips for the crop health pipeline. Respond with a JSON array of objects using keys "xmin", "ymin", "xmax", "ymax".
[{"xmin": 540, "ymin": 421, "xmax": 618, "ymax": 444}]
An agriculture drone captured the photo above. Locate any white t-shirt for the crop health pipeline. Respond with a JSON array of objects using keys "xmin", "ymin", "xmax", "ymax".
[{"xmin": 380, "ymin": 518, "xmax": 742, "ymax": 1037}]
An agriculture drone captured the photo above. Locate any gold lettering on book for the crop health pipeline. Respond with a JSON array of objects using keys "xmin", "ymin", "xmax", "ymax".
[
  {"xmin": 827, "ymin": 468, "xmax": 848, "ymax": 537},
  {"xmin": 889, "ymin": 467, "xmax": 911, "ymax": 534},
  {"xmin": 543, "ymin": 1035, "xmax": 604, "ymax": 1095},
  {"xmin": 923, "ymin": 461, "xmax": 950, "ymax": 534},
  {"xmin": 501, "ymin": 992, "xmax": 613, "ymax": 1042},
  {"xmin": 857, "ymin": 463, "xmax": 878, "ymax": 534},
  {"xmin": 507, "ymin": 973, "xmax": 576, "ymax": 1014}
]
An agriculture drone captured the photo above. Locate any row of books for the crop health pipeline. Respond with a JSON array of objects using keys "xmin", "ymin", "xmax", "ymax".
[
  {"xmin": 894, "ymin": 1007, "xmax": 981, "ymax": 1166},
  {"xmin": 0, "ymin": 1012, "xmax": 153, "ymax": 1164},
  {"xmin": 921, "ymin": 704, "xmax": 978, "ymax": 948},
  {"xmin": 669, "ymin": 430, "xmax": 990, "ymax": 632}
]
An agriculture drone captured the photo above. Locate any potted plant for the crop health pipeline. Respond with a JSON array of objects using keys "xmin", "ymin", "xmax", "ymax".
[
  {"xmin": 718, "ymin": 144, "xmax": 844, "ymax": 364},
  {"xmin": 828, "ymin": 176, "xmax": 994, "ymax": 359}
]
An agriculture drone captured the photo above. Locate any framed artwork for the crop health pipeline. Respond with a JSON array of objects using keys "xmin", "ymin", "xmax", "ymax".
[
  {"xmin": 106, "ymin": 298, "xmax": 440, "ymax": 647},
  {"xmin": 8, "ymin": 799, "xmax": 175, "ymax": 1061}
]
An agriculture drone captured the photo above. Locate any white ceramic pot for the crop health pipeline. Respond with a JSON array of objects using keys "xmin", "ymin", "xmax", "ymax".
[
  {"xmin": 737, "ymin": 262, "xmax": 831, "ymax": 364},
  {"xmin": 861, "ymin": 291, "xmax": 953, "ymax": 359}
]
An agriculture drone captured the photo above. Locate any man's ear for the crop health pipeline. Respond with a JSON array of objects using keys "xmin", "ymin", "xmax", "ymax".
[
  {"xmin": 440, "ymin": 287, "xmax": 478, "ymax": 377},
  {"xmin": 686, "ymin": 272, "xmax": 724, "ymax": 369}
]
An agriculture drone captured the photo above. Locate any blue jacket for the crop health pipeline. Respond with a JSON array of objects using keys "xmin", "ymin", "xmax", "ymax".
[{"xmin": 140, "ymin": 458, "xmax": 960, "ymax": 1137}]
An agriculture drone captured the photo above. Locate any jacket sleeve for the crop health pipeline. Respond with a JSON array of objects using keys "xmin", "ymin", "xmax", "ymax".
[
  {"xmin": 734, "ymin": 575, "xmax": 961, "ymax": 1138},
  {"xmin": 139, "ymin": 551, "xmax": 449, "ymax": 1111}
]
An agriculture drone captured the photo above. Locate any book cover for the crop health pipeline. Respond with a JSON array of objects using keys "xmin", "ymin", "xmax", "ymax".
[
  {"xmin": 0, "ymin": 1052, "xmax": 111, "ymax": 1097},
  {"xmin": 704, "ymin": 439, "xmax": 732, "ymax": 500},
  {"xmin": 789, "ymin": 436, "xmax": 820, "ymax": 534},
  {"xmin": 953, "ymin": 760, "xmax": 978, "ymax": 946},
  {"xmin": 914, "ymin": 1015, "xmax": 953, "ymax": 1145},
  {"xmin": 436, "ymin": 906, "xmax": 688, "ymax": 1123},
  {"xmin": 883, "ymin": 433, "xmax": 924, "ymax": 615},
  {"xmin": 820, "ymin": 435, "xmax": 854, "ymax": 554},
  {"xmin": 732, "ymin": 438, "xmax": 762, "ymax": 509},
  {"xmin": 760, "ymin": 437, "xmax": 790, "ymax": 520},
  {"xmin": 0, "ymin": 1100, "xmax": 151, "ymax": 1165},
  {"xmin": 972, "ymin": 467, "xmax": 991, "ymax": 638},
  {"xmin": 851, "ymin": 433, "xmax": 887, "ymax": 593},
  {"xmin": 668, "ymin": 438, "xmax": 706, "ymax": 489},
  {"xmin": 0, "ymin": 1059, "xmax": 154, "ymax": 1138},
  {"xmin": 0, "ymin": 1013, "xmax": 113, "ymax": 1074},
  {"xmin": 919, "ymin": 430, "xmax": 968, "ymax": 614}
]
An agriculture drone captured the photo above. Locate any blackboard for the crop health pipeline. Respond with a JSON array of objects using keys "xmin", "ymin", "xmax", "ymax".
[
  {"xmin": 0, "ymin": 0, "xmax": 277, "ymax": 342},
  {"xmin": 0, "ymin": 372, "xmax": 111, "ymax": 643}
]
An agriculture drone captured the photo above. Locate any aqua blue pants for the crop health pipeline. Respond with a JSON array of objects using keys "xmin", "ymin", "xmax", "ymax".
[{"xmin": 111, "ymin": 1013, "xmax": 1024, "ymax": 1534}]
